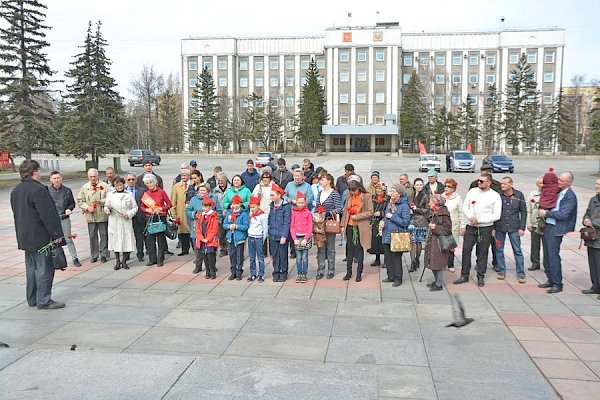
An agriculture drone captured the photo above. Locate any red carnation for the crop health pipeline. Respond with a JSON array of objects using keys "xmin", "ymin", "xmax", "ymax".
[
  {"xmin": 495, "ymin": 239, "xmax": 502, "ymax": 247},
  {"xmin": 92, "ymin": 186, "xmax": 97, "ymax": 192},
  {"xmin": 549, "ymin": 167, "xmax": 555, "ymax": 172},
  {"xmin": 316, "ymin": 206, "xmax": 325, "ymax": 214},
  {"xmin": 471, "ymin": 200, "xmax": 476, "ymax": 205},
  {"xmin": 99, "ymin": 186, "xmax": 104, "ymax": 190},
  {"xmin": 348, "ymin": 208, "xmax": 358, "ymax": 215},
  {"xmin": 410, "ymin": 201, "xmax": 416, "ymax": 207},
  {"xmin": 530, "ymin": 198, "xmax": 536, "ymax": 203}
]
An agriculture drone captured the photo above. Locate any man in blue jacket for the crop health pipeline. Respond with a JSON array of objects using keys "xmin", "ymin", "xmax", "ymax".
[
  {"xmin": 268, "ymin": 183, "xmax": 291, "ymax": 282},
  {"xmin": 494, "ymin": 177, "xmax": 528, "ymax": 283},
  {"xmin": 538, "ymin": 171, "xmax": 577, "ymax": 293},
  {"xmin": 241, "ymin": 159, "xmax": 260, "ymax": 191}
]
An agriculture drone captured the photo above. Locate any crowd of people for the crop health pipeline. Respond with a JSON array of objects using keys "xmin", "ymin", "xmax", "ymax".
[{"xmin": 12, "ymin": 156, "xmax": 600, "ymax": 311}]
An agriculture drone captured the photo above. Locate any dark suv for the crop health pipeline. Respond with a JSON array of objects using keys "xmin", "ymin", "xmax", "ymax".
[{"xmin": 128, "ymin": 149, "xmax": 161, "ymax": 166}]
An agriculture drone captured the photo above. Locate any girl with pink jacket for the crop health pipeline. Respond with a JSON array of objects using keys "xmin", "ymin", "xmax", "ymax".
[{"xmin": 290, "ymin": 192, "xmax": 313, "ymax": 283}]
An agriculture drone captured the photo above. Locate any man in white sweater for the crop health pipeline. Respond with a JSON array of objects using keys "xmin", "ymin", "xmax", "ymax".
[{"xmin": 453, "ymin": 174, "xmax": 502, "ymax": 287}]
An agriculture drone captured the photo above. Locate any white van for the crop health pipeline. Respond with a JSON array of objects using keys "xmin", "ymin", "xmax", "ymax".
[{"xmin": 449, "ymin": 150, "xmax": 475, "ymax": 172}]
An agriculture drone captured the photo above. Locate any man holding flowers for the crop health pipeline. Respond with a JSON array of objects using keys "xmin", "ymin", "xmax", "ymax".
[{"xmin": 77, "ymin": 168, "xmax": 109, "ymax": 263}]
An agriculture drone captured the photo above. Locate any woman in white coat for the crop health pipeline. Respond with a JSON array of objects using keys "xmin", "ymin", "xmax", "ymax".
[
  {"xmin": 105, "ymin": 176, "xmax": 138, "ymax": 270},
  {"xmin": 442, "ymin": 178, "xmax": 466, "ymax": 272}
]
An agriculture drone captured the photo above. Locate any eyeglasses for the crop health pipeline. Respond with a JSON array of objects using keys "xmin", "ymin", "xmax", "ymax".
[
  {"xmin": 444, "ymin": 185, "xmax": 454, "ymax": 188},
  {"xmin": 126, "ymin": 178, "xmax": 135, "ymax": 181},
  {"xmin": 477, "ymin": 179, "xmax": 486, "ymax": 184},
  {"xmin": 262, "ymin": 176, "xmax": 270, "ymax": 179}
]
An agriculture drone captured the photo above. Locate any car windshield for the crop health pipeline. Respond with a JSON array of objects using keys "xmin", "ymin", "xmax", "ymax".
[
  {"xmin": 130, "ymin": 150, "xmax": 142, "ymax": 155},
  {"xmin": 454, "ymin": 152, "xmax": 473, "ymax": 160},
  {"xmin": 257, "ymin": 153, "xmax": 271, "ymax": 158},
  {"xmin": 421, "ymin": 155, "xmax": 439, "ymax": 161},
  {"xmin": 491, "ymin": 155, "xmax": 509, "ymax": 161}
]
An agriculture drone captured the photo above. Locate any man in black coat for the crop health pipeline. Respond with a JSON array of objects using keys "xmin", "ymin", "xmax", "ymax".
[
  {"xmin": 11, "ymin": 160, "xmax": 65, "ymax": 310},
  {"xmin": 48, "ymin": 170, "xmax": 81, "ymax": 267},
  {"xmin": 126, "ymin": 172, "xmax": 147, "ymax": 261}
]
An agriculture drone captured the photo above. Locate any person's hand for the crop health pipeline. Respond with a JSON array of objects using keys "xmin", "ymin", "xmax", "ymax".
[
  {"xmin": 280, "ymin": 237, "xmax": 286, "ymax": 244},
  {"xmin": 385, "ymin": 213, "xmax": 393, "ymax": 219},
  {"xmin": 155, "ymin": 207, "xmax": 163, "ymax": 213},
  {"xmin": 584, "ymin": 218, "xmax": 592, "ymax": 227},
  {"xmin": 374, "ymin": 211, "xmax": 380, "ymax": 217},
  {"xmin": 176, "ymin": 217, "xmax": 181, "ymax": 225},
  {"xmin": 202, "ymin": 238, "xmax": 208, "ymax": 243},
  {"xmin": 428, "ymin": 223, "xmax": 436, "ymax": 230},
  {"xmin": 469, "ymin": 217, "xmax": 478, "ymax": 225},
  {"xmin": 107, "ymin": 206, "xmax": 113, "ymax": 212},
  {"xmin": 527, "ymin": 225, "xmax": 533, "ymax": 232},
  {"xmin": 54, "ymin": 237, "xmax": 63, "ymax": 244},
  {"xmin": 229, "ymin": 224, "xmax": 236, "ymax": 230},
  {"xmin": 518, "ymin": 229, "xmax": 525, "ymax": 236},
  {"xmin": 223, "ymin": 210, "xmax": 227, "ymax": 216},
  {"xmin": 538, "ymin": 209, "xmax": 546, "ymax": 217},
  {"xmin": 460, "ymin": 228, "xmax": 465, "ymax": 236},
  {"xmin": 123, "ymin": 215, "xmax": 129, "ymax": 220},
  {"xmin": 351, "ymin": 215, "xmax": 357, "ymax": 221},
  {"xmin": 65, "ymin": 209, "xmax": 72, "ymax": 216},
  {"xmin": 294, "ymin": 239, "xmax": 300, "ymax": 246},
  {"xmin": 300, "ymin": 239, "xmax": 307, "ymax": 246}
]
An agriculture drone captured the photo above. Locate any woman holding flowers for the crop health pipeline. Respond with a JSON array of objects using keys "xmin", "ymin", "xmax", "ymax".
[
  {"xmin": 341, "ymin": 180, "xmax": 373, "ymax": 282},
  {"xmin": 408, "ymin": 178, "xmax": 430, "ymax": 272},
  {"xmin": 424, "ymin": 194, "xmax": 453, "ymax": 291},
  {"xmin": 104, "ymin": 176, "xmax": 137, "ymax": 270}
]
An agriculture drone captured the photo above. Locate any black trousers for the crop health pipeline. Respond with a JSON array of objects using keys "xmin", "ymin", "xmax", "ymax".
[
  {"xmin": 132, "ymin": 218, "xmax": 145, "ymax": 259},
  {"xmin": 218, "ymin": 226, "xmax": 227, "ymax": 254},
  {"xmin": 384, "ymin": 244, "xmax": 403, "ymax": 282},
  {"xmin": 146, "ymin": 232, "xmax": 167, "ymax": 263},
  {"xmin": 202, "ymin": 252, "xmax": 217, "ymax": 274},
  {"xmin": 587, "ymin": 246, "xmax": 600, "ymax": 290},
  {"xmin": 461, "ymin": 225, "xmax": 493, "ymax": 277},
  {"xmin": 345, "ymin": 226, "xmax": 364, "ymax": 272},
  {"xmin": 179, "ymin": 233, "xmax": 191, "ymax": 253},
  {"xmin": 531, "ymin": 229, "xmax": 542, "ymax": 269}
]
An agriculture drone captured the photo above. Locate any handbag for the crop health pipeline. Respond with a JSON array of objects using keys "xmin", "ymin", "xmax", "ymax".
[
  {"xmin": 146, "ymin": 213, "xmax": 166, "ymax": 235},
  {"xmin": 324, "ymin": 213, "xmax": 342, "ymax": 234},
  {"xmin": 51, "ymin": 246, "xmax": 67, "ymax": 271},
  {"xmin": 165, "ymin": 212, "xmax": 178, "ymax": 240},
  {"xmin": 439, "ymin": 234, "xmax": 458, "ymax": 252},
  {"xmin": 295, "ymin": 234, "xmax": 313, "ymax": 250},
  {"xmin": 390, "ymin": 231, "xmax": 411, "ymax": 252},
  {"xmin": 580, "ymin": 226, "xmax": 597, "ymax": 242}
]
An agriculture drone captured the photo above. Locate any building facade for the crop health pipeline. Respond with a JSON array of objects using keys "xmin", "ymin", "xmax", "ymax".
[{"xmin": 181, "ymin": 24, "xmax": 565, "ymax": 153}]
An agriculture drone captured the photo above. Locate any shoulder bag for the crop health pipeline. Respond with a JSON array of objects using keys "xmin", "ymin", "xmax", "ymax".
[
  {"xmin": 324, "ymin": 212, "xmax": 342, "ymax": 234},
  {"xmin": 146, "ymin": 213, "xmax": 166, "ymax": 235},
  {"xmin": 439, "ymin": 234, "xmax": 458, "ymax": 252},
  {"xmin": 580, "ymin": 226, "xmax": 597, "ymax": 242},
  {"xmin": 165, "ymin": 211, "xmax": 178, "ymax": 240},
  {"xmin": 51, "ymin": 246, "xmax": 68, "ymax": 271}
]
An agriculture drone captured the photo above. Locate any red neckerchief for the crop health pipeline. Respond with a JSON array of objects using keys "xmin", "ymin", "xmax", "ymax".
[
  {"xmin": 231, "ymin": 209, "xmax": 239, "ymax": 222},
  {"xmin": 293, "ymin": 205, "xmax": 306, "ymax": 212},
  {"xmin": 376, "ymin": 195, "xmax": 386, "ymax": 203},
  {"xmin": 250, "ymin": 209, "xmax": 264, "ymax": 219}
]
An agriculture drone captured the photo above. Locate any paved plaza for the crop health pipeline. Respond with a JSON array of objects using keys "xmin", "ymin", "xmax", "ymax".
[{"xmin": 1, "ymin": 155, "xmax": 599, "ymax": 399}]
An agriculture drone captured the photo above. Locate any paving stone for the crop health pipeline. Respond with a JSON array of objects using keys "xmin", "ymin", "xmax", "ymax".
[
  {"xmin": 311, "ymin": 287, "xmax": 347, "ymax": 301},
  {"xmin": 103, "ymin": 290, "xmax": 190, "ymax": 308},
  {"xmin": 0, "ymin": 348, "xmax": 29, "ymax": 371},
  {"xmin": 243, "ymin": 284, "xmax": 281, "ymax": 298},
  {"xmin": 420, "ymin": 321, "xmax": 516, "ymax": 343},
  {"xmin": 255, "ymin": 298, "xmax": 338, "ymax": 316},
  {"xmin": 558, "ymin": 294, "xmax": 600, "ymax": 305},
  {"xmin": 225, "ymin": 332, "xmax": 329, "ymax": 361},
  {"xmin": 586, "ymin": 361, "xmax": 600, "ymax": 377},
  {"xmin": 51, "ymin": 286, "xmax": 120, "ymax": 304},
  {"xmin": 244, "ymin": 313, "xmax": 334, "ymax": 336},
  {"xmin": 276, "ymin": 285, "xmax": 314, "ymax": 299},
  {"xmin": 520, "ymin": 340, "xmax": 579, "ymax": 359},
  {"xmin": 116, "ymin": 280, "xmax": 155, "ymax": 290},
  {"xmin": 529, "ymin": 302, "xmax": 575, "ymax": 315},
  {"xmin": 0, "ymin": 299, "xmax": 21, "ymax": 314},
  {"xmin": 159, "ymin": 309, "xmax": 251, "ymax": 330},
  {"xmin": 0, "ymin": 302, "xmax": 96, "ymax": 322},
  {"xmin": 326, "ymin": 337, "xmax": 427, "ymax": 366},
  {"xmin": 210, "ymin": 283, "xmax": 249, "ymax": 296},
  {"xmin": 333, "ymin": 316, "xmax": 420, "ymax": 340},
  {"xmin": 533, "ymin": 358, "xmax": 599, "ymax": 381},
  {"xmin": 177, "ymin": 295, "xmax": 262, "ymax": 312},
  {"xmin": 568, "ymin": 342, "xmax": 600, "ymax": 361},
  {"xmin": 126, "ymin": 326, "xmax": 238, "ymax": 355},
  {"xmin": 549, "ymin": 378, "xmax": 600, "ymax": 400},
  {"xmin": 337, "ymin": 301, "xmax": 415, "ymax": 319},
  {"xmin": 508, "ymin": 326, "xmax": 561, "ymax": 342},
  {"xmin": 376, "ymin": 365, "xmax": 436, "ymax": 399},
  {"xmin": 55, "ymin": 277, "xmax": 97, "ymax": 287},
  {"xmin": 38, "ymin": 322, "xmax": 149, "ymax": 349},
  {"xmin": 75, "ymin": 304, "xmax": 171, "ymax": 326},
  {"xmin": 552, "ymin": 327, "xmax": 600, "ymax": 343},
  {"xmin": 0, "ymin": 284, "xmax": 27, "ymax": 301},
  {"xmin": 346, "ymin": 288, "xmax": 381, "ymax": 302},
  {"xmin": 566, "ymin": 304, "xmax": 600, "ymax": 316},
  {"xmin": 0, "ymin": 319, "xmax": 67, "ymax": 344}
]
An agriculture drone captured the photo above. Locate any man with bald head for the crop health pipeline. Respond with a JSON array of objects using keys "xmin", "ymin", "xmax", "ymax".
[{"xmin": 537, "ymin": 171, "xmax": 577, "ymax": 294}]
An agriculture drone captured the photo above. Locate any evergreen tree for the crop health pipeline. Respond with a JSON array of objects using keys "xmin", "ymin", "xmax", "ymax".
[
  {"xmin": 296, "ymin": 58, "xmax": 327, "ymax": 151},
  {"xmin": 543, "ymin": 88, "xmax": 575, "ymax": 153},
  {"xmin": 400, "ymin": 71, "xmax": 430, "ymax": 152},
  {"xmin": 503, "ymin": 54, "xmax": 538, "ymax": 154},
  {"xmin": 157, "ymin": 73, "xmax": 182, "ymax": 152},
  {"xmin": 481, "ymin": 85, "xmax": 503, "ymax": 154},
  {"xmin": 428, "ymin": 106, "xmax": 456, "ymax": 151},
  {"xmin": 0, "ymin": 0, "xmax": 57, "ymax": 159},
  {"xmin": 187, "ymin": 67, "xmax": 219, "ymax": 153},
  {"xmin": 456, "ymin": 97, "xmax": 480, "ymax": 152},
  {"xmin": 240, "ymin": 92, "xmax": 265, "ymax": 145},
  {"xmin": 521, "ymin": 91, "xmax": 544, "ymax": 154},
  {"xmin": 62, "ymin": 21, "xmax": 126, "ymax": 167},
  {"xmin": 264, "ymin": 98, "xmax": 283, "ymax": 151}
]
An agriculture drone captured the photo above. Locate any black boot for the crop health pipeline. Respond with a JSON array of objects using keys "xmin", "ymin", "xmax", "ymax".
[
  {"xmin": 210, "ymin": 266, "xmax": 217, "ymax": 279},
  {"xmin": 356, "ymin": 266, "xmax": 363, "ymax": 282},
  {"xmin": 114, "ymin": 252, "xmax": 121, "ymax": 270},
  {"xmin": 193, "ymin": 260, "xmax": 203, "ymax": 274},
  {"xmin": 122, "ymin": 253, "xmax": 130, "ymax": 270},
  {"xmin": 409, "ymin": 260, "xmax": 417, "ymax": 272},
  {"xmin": 343, "ymin": 268, "xmax": 352, "ymax": 281}
]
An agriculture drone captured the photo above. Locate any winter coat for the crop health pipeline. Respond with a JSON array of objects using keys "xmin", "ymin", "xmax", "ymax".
[
  {"xmin": 136, "ymin": 172, "xmax": 163, "ymax": 189},
  {"xmin": 186, "ymin": 193, "xmax": 221, "ymax": 239},
  {"xmin": 241, "ymin": 169, "xmax": 260, "ymax": 191},
  {"xmin": 48, "ymin": 184, "xmax": 76, "ymax": 216},
  {"xmin": 222, "ymin": 209, "xmax": 249, "ymax": 245},
  {"xmin": 341, "ymin": 191, "xmax": 374, "ymax": 250},
  {"xmin": 584, "ymin": 194, "xmax": 600, "ymax": 249},
  {"xmin": 527, "ymin": 189, "xmax": 542, "ymax": 231},
  {"xmin": 77, "ymin": 182, "xmax": 109, "ymax": 223},
  {"xmin": 424, "ymin": 181, "xmax": 445, "ymax": 197},
  {"xmin": 195, "ymin": 210, "xmax": 220, "ymax": 249},
  {"xmin": 171, "ymin": 181, "xmax": 191, "ymax": 234},
  {"xmin": 444, "ymin": 191, "xmax": 467, "ymax": 244},
  {"xmin": 370, "ymin": 195, "xmax": 388, "ymax": 255},
  {"xmin": 424, "ymin": 205, "xmax": 452, "ymax": 271},
  {"xmin": 290, "ymin": 207, "xmax": 313, "ymax": 241},
  {"xmin": 285, "ymin": 181, "xmax": 314, "ymax": 207},
  {"xmin": 11, "ymin": 178, "xmax": 63, "ymax": 251},
  {"xmin": 382, "ymin": 195, "xmax": 411, "ymax": 245},
  {"xmin": 252, "ymin": 182, "xmax": 273, "ymax": 214},
  {"xmin": 268, "ymin": 200, "xmax": 291, "ymax": 240},
  {"xmin": 222, "ymin": 185, "xmax": 251, "ymax": 210},
  {"xmin": 272, "ymin": 168, "xmax": 293, "ymax": 189},
  {"xmin": 104, "ymin": 191, "xmax": 137, "ymax": 252},
  {"xmin": 410, "ymin": 190, "xmax": 430, "ymax": 227},
  {"xmin": 495, "ymin": 190, "xmax": 527, "ymax": 233}
]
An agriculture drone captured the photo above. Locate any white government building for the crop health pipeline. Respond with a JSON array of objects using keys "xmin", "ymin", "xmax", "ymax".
[{"xmin": 181, "ymin": 23, "xmax": 564, "ymax": 153}]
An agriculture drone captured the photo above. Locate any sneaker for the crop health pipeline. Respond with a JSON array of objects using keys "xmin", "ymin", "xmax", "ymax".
[
  {"xmin": 448, "ymin": 267, "xmax": 455, "ymax": 272},
  {"xmin": 326, "ymin": 272, "xmax": 334, "ymax": 279},
  {"xmin": 301, "ymin": 274, "xmax": 307, "ymax": 283},
  {"xmin": 37, "ymin": 301, "xmax": 66, "ymax": 310},
  {"xmin": 492, "ymin": 265, "xmax": 500, "ymax": 273},
  {"xmin": 258, "ymin": 276, "xmax": 265, "ymax": 283},
  {"xmin": 518, "ymin": 276, "xmax": 526, "ymax": 284},
  {"xmin": 296, "ymin": 275, "xmax": 302, "ymax": 283},
  {"xmin": 315, "ymin": 273, "xmax": 324, "ymax": 280},
  {"xmin": 247, "ymin": 275, "xmax": 257, "ymax": 282},
  {"xmin": 73, "ymin": 258, "xmax": 82, "ymax": 267},
  {"xmin": 497, "ymin": 272, "xmax": 505, "ymax": 280}
]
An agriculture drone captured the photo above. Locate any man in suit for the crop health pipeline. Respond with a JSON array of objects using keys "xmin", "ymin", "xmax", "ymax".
[
  {"xmin": 126, "ymin": 172, "xmax": 146, "ymax": 261},
  {"xmin": 537, "ymin": 171, "xmax": 577, "ymax": 294}
]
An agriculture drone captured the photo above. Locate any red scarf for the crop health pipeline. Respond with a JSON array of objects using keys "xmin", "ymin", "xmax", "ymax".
[{"xmin": 250, "ymin": 209, "xmax": 264, "ymax": 219}]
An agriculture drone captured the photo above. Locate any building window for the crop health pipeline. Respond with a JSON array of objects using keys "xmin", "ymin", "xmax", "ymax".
[
  {"xmin": 486, "ymin": 54, "xmax": 496, "ymax": 65},
  {"xmin": 270, "ymin": 60, "xmax": 278, "ymax": 70},
  {"xmin": 339, "ymin": 50, "xmax": 350, "ymax": 62},
  {"xmin": 509, "ymin": 53, "xmax": 519, "ymax": 64},
  {"xmin": 285, "ymin": 77, "xmax": 294, "ymax": 87},
  {"xmin": 403, "ymin": 73, "xmax": 411, "ymax": 85},
  {"xmin": 452, "ymin": 73, "xmax": 461, "ymax": 85},
  {"xmin": 316, "ymin": 59, "xmax": 325, "ymax": 69},
  {"xmin": 203, "ymin": 60, "xmax": 212, "ymax": 70},
  {"xmin": 301, "ymin": 77, "xmax": 307, "ymax": 86},
  {"xmin": 270, "ymin": 77, "xmax": 279, "ymax": 87},
  {"xmin": 239, "ymin": 77, "xmax": 248, "ymax": 88},
  {"xmin": 270, "ymin": 98, "xmax": 278, "ymax": 107},
  {"xmin": 240, "ymin": 98, "xmax": 248, "ymax": 108},
  {"xmin": 375, "ymin": 48, "xmax": 385, "ymax": 62},
  {"xmin": 357, "ymin": 49, "xmax": 367, "ymax": 61},
  {"xmin": 255, "ymin": 77, "xmax": 263, "ymax": 87},
  {"xmin": 357, "ymin": 115, "xmax": 367, "ymax": 125},
  {"xmin": 340, "ymin": 116, "xmax": 350, "ymax": 125},
  {"xmin": 485, "ymin": 73, "xmax": 495, "ymax": 85},
  {"xmin": 340, "ymin": 71, "xmax": 350, "ymax": 82},
  {"xmin": 219, "ymin": 59, "xmax": 227, "ymax": 70},
  {"xmin": 468, "ymin": 74, "xmax": 478, "ymax": 85},
  {"xmin": 375, "ymin": 116, "xmax": 384, "ymax": 125},
  {"xmin": 255, "ymin": 59, "xmax": 263, "ymax": 70},
  {"xmin": 375, "ymin": 70, "xmax": 385, "ymax": 81},
  {"xmin": 218, "ymin": 77, "xmax": 227, "ymax": 87},
  {"xmin": 189, "ymin": 78, "xmax": 197, "ymax": 87},
  {"xmin": 285, "ymin": 60, "xmax": 294, "ymax": 69},
  {"xmin": 333, "ymin": 137, "xmax": 346, "ymax": 145},
  {"xmin": 469, "ymin": 53, "xmax": 479, "ymax": 66},
  {"xmin": 544, "ymin": 51, "xmax": 555, "ymax": 63},
  {"xmin": 239, "ymin": 60, "xmax": 248, "ymax": 70},
  {"xmin": 527, "ymin": 52, "xmax": 537, "ymax": 63},
  {"xmin": 543, "ymin": 94, "xmax": 553, "ymax": 104},
  {"xmin": 452, "ymin": 53, "xmax": 462, "ymax": 66},
  {"xmin": 403, "ymin": 54, "xmax": 413, "ymax": 66},
  {"xmin": 468, "ymin": 95, "xmax": 477, "ymax": 105},
  {"xmin": 435, "ymin": 74, "xmax": 445, "ymax": 84},
  {"xmin": 285, "ymin": 118, "xmax": 294, "ymax": 127},
  {"xmin": 300, "ymin": 59, "xmax": 310, "ymax": 69},
  {"xmin": 339, "ymin": 93, "xmax": 349, "ymax": 103},
  {"xmin": 420, "ymin": 55, "xmax": 429, "ymax": 66},
  {"xmin": 375, "ymin": 92, "xmax": 385, "ymax": 103},
  {"xmin": 435, "ymin": 95, "xmax": 444, "ymax": 106},
  {"xmin": 357, "ymin": 93, "xmax": 366, "ymax": 103},
  {"xmin": 286, "ymin": 97, "xmax": 294, "ymax": 107},
  {"xmin": 188, "ymin": 59, "xmax": 197, "ymax": 70},
  {"xmin": 357, "ymin": 70, "xmax": 367, "ymax": 81},
  {"xmin": 435, "ymin": 53, "xmax": 445, "ymax": 66},
  {"xmin": 543, "ymin": 71, "xmax": 554, "ymax": 83},
  {"xmin": 451, "ymin": 94, "xmax": 461, "ymax": 105},
  {"xmin": 317, "ymin": 76, "xmax": 324, "ymax": 87}
]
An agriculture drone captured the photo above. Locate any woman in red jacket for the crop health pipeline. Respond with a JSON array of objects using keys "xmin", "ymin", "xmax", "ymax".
[
  {"xmin": 140, "ymin": 174, "xmax": 172, "ymax": 267},
  {"xmin": 195, "ymin": 197, "xmax": 220, "ymax": 279}
]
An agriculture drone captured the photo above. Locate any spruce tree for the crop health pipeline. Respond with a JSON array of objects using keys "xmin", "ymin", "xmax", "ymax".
[
  {"xmin": 62, "ymin": 21, "xmax": 126, "ymax": 167},
  {"xmin": 481, "ymin": 85, "xmax": 502, "ymax": 154},
  {"xmin": 456, "ymin": 97, "xmax": 480, "ymax": 152},
  {"xmin": 157, "ymin": 73, "xmax": 183, "ymax": 152},
  {"xmin": 0, "ymin": 0, "xmax": 57, "ymax": 159},
  {"xmin": 264, "ymin": 98, "xmax": 283, "ymax": 151},
  {"xmin": 240, "ymin": 92, "xmax": 265, "ymax": 146},
  {"xmin": 297, "ymin": 58, "xmax": 327, "ymax": 151},
  {"xmin": 400, "ymin": 71, "xmax": 430, "ymax": 152},
  {"xmin": 428, "ymin": 106, "xmax": 456, "ymax": 151},
  {"xmin": 543, "ymin": 89, "xmax": 575, "ymax": 153},
  {"xmin": 187, "ymin": 67, "xmax": 219, "ymax": 153}
]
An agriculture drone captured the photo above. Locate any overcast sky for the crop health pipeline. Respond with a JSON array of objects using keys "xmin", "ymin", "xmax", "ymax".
[{"xmin": 44, "ymin": 0, "xmax": 599, "ymax": 100}]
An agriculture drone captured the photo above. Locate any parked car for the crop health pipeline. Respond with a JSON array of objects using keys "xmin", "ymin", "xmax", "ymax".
[
  {"xmin": 128, "ymin": 149, "xmax": 161, "ymax": 166},
  {"xmin": 448, "ymin": 150, "xmax": 476, "ymax": 173},
  {"xmin": 481, "ymin": 155, "xmax": 514, "ymax": 173},
  {"xmin": 418, "ymin": 154, "xmax": 441, "ymax": 172},
  {"xmin": 255, "ymin": 151, "xmax": 279, "ymax": 168}
]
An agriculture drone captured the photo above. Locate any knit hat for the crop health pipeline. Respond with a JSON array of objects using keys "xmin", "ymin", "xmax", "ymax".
[
  {"xmin": 390, "ymin": 183, "xmax": 406, "ymax": 196},
  {"xmin": 371, "ymin": 171, "xmax": 380, "ymax": 178},
  {"xmin": 427, "ymin": 169, "xmax": 438, "ymax": 177},
  {"xmin": 543, "ymin": 167, "xmax": 558, "ymax": 187},
  {"xmin": 249, "ymin": 196, "xmax": 261, "ymax": 206},
  {"xmin": 430, "ymin": 193, "xmax": 446, "ymax": 206},
  {"xmin": 375, "ymin": 183, "xmax": 386, "ymax": 191},
  {"xmin": 271, "ymin": 183, "xmax": 286, "ymax": 195},
  {"xmin": 231, "ymin": 194, "xmax": 242, "ymax": 204}
]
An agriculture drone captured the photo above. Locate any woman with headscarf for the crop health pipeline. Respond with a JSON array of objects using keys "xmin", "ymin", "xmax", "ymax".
[
  {"xmin": 409, "ymin": 177, "xmax": 430, "ymax": 272},
  {"xmin": 341, "ymin": 179, "xmax": 373, "ymax": 282},
  {"xmin": 369, "ymin": 183, "xmax": 388, "ymax": 267},
  {"xmin": 424, "ymin": 194, "xmax": 453, "ymax": 291}
]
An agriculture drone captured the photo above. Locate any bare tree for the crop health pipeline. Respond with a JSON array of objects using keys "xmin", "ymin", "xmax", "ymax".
[{"xmin": 130, "ymin": 65, "xmax": 164, "ymax": 149}]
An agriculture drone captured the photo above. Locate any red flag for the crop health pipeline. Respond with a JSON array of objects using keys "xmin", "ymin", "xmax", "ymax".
[
  {"xmin": 418, "ymin": 140, "xmax": 427, "ymax": 155},
  {"xmin": 466, "ymin": 143, "xmax": 472, "ymax": 153}
]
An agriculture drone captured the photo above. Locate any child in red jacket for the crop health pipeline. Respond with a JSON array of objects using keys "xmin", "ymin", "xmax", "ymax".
[
  {"xmin": 290, "ymin": 192, "xmax": 313, "ymax": 283},
  {"xmin": 195, "ymin": 197, "xmax": 219, "ymax": 279}
]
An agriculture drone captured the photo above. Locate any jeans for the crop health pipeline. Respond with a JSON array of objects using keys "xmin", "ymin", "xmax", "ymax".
[
  {"xmin": 248, "ymin": 236, "xmax": 266, "ymax": 277},
  {"xmin": 270, "ymin": 238, "xmax": 289, "ymax": 279},
  {"xmin": 24, "ymin": 250, "xmax": 55, "ymax": 308},
  {"xmin": 87, "ymin": 221, "xmax": 108, "ymax": 259},
  {"xmin": 61, "ymin": 218, "xmax": 78, "ymax": 260},
  {"xmin": 228, "ymin": 242, "xmax": 245, "ymax": 277},
  {"xmin": 541, "ymin": 223, "xmax": 563, "ymax": 288},
  {"xmin": 495, "ymin": 230, "xmax": 525, "ymax": 276},
  {"xmin": 296, "ymin": 248, "xmax": 309, "ymax": 275},
  {"xmin": 461, "ymin": 225, "xmax": 493, "ymax": 277}
]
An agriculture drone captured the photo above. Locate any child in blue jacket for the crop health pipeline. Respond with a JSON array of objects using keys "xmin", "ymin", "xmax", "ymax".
[
  {"xmin": 223, "ymin": 194, "xmax": 249, "ymax": 280},
  {"xmin": 268, "ymin": 183, "xmax": 291, "ymax": 282}
]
